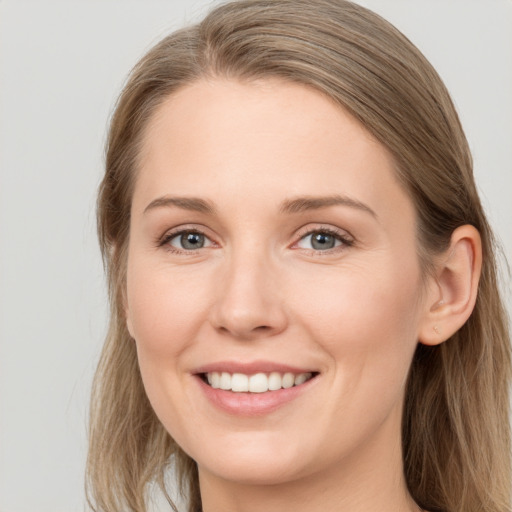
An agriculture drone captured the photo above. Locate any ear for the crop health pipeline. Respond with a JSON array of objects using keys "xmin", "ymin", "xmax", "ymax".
[
  {"xmin": 126, "ymin": 312, "xmax": 135, "ymax": 339},
  {"xmin": 122, "ymin": 288, "xmax": 135, "ymax": 339},
  {"xmin": 418, "ymin": 225, "xmax": 482, "ymax": 346}
]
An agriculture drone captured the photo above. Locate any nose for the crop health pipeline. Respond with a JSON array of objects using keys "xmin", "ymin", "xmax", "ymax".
[{"xmin": 209, "ymin": 249, "xmax": 288, "ymax": 340}]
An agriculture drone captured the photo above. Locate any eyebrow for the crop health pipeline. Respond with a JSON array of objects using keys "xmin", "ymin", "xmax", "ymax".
[
  {"xmin": 280, "ymin": 194, "xmax": 377, "ymax": 218},
  {"xmin": 143, "ymin": 193, "xmax": 377, "ymax": 218},
  {"xmin": 143, "ymin": 196, "xmax": 216, "ymax": 215}
]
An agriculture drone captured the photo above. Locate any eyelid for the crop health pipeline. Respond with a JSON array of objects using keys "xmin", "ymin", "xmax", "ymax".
[
  {"xmin": 157, "ymin": 224, "xmax": 218, "ymax": 253},
  {"xmin": 155, "ymin": 223, "xmax": 354, "ymax": 254},
  {"xmin": 291, "ymin": 224, "xmax": 354, "ymax": 252}
]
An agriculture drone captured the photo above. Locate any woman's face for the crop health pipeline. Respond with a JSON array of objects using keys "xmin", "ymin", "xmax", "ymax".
[{"xmin": 126, "ymin": 79, "xmax": 432, "ymax": 487}]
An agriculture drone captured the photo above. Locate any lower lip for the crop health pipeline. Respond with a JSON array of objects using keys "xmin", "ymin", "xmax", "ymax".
[{"xmin": 195, "ymin": 375, "xmax": 317, "ymax": 416}]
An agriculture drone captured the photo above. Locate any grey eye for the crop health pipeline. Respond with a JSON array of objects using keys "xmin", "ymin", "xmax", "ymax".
[
  {"xmin": 311, "ymin": 232, "xmax": 336, "ymax": 250},
  {"xmin": 182, "ymin": 232, "xmax": 205, "ymax": 249},
  {"xmin": 169, "ymin": 231, "xmax": 209, "ymax": 250},
  {"xmin": 297, "ymin": 231, "xmax": 343, "ymax": 251}
]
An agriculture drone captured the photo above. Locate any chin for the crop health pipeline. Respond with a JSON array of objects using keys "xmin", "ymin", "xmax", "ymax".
[
  {"xmin": 199, "ymin": 456, "xmax": 305, "ymax": 486},
  {"xmin": 188, "ymin": 430, "xmax": 315, "ymax": 485}
]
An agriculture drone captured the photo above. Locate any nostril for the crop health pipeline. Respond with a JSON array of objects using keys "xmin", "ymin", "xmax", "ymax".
[
  {"xmin": 254, "ymin": 325, "xmax": 272, "ymax": 331},
  {"xmin": 216, "ymin": 322, "xmax": 279, "ymax": 339}
]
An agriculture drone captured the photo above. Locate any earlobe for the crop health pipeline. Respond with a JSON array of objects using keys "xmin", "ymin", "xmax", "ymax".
[
  {"xmin": 121, "ymin": 282, "xmax": 135, "ymax": 339},
  {"xmin": 419, "ymin": 225, "xmax": 482, "ymax": 346},
  {"xmin": 123, "ymin": 294, "xmax": 135, "ymax": 339},
  {"xmin": 126, "ymin": 314, "xmax": 134, "ymax": 339}
]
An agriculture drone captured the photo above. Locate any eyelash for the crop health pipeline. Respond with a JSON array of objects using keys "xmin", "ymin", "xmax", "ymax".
[
  {"xmin": 293, "ymin": 226, "xmax": 354, "ymax": 254},
  {"xmin": 157, "ymin": 227, "xmax": 213, "ymax": 254},
  {"xmin": 157, "ymin": 226, "xmax": 354, "ymax": 255}
]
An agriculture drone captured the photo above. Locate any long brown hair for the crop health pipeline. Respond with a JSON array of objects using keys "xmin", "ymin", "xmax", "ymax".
[{"xmin": 87, "ymin": 1, "xmax": 511, "ymax": 511}]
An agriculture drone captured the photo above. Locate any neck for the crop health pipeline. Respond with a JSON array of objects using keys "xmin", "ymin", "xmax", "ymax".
[{"xmin": 198, "ymin": 406, "xmax": 419, "ymax": 512}]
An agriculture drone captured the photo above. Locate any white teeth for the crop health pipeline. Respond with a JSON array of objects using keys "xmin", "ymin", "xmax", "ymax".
[
  {"xmin": 231, "ymin": 373, "xmax": 249, "ymax": 392},
  {"xmin": 248, "ymin": 373, "xmax": 268, "ymax": 393},
  {"xmin": 205, "ymin": 371, "xmax": 313, "ymax": 392},
  {"xmin": 282, "ymin": 372, "xmax": 295, "ymax": 389},
  {"xmin": 210, "ymin": 372, "xmax": 220, "ymax": 389},
  {"xmin": 220, "ymin": 372, "xmax": 231, "ymax": 390},
  {"xmin": 294, "ymin": 373, "xmax": 310, "ymax": 385},
  {"xmin": 268, "ymin": 372, "xmax": 282, "ymax": 391}
]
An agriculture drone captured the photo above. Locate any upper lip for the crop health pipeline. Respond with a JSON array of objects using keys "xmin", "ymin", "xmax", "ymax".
[{"xmin": 193, "ymin": 360, "xmax": 317, "ymax": 375}]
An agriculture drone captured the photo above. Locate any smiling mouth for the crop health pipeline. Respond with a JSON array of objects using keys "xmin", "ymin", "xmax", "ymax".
[{"xmin": 201, "ymin": 371, "xmax": 317, "ymax": 393}]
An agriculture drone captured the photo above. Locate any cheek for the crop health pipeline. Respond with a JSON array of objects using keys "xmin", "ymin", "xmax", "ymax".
[
  {"xmin": 125, "ymin": 255, "xmax": 208, "ymax": 359},
  {"xmin": 292, "ymin": 260, "xmax": 422, "ymax": 438},
  {"xmin": 125, "ymin": 257, "xmax": 205, "ymax": 428},
  {"xmin": 292, "ymin": 260, "xmax": 421, "ymax": 342},
  {"xmin": 289, "ymin": 256, "xmax": 423, "ymax": 398}
]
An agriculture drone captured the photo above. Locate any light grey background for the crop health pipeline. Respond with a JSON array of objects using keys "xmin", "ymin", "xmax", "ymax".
[{"xmin": 1, "ymin": 1, "xmax": 511, "ymax": 511}]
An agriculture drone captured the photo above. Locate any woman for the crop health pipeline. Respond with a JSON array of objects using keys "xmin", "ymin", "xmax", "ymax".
[{"xmin": 86, "ymin": 1, "xmax": 511, "ymax": 511}]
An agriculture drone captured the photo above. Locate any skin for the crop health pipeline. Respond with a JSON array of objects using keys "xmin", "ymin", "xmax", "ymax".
[{"xmin": 124, "ymin": 78, "xmax": 479, "ymax": 512}]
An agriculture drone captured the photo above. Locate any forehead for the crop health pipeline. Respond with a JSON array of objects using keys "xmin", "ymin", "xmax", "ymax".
[{"xmin": 134, "ymin": 78, "xmax": 413, "ymax": 226}]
